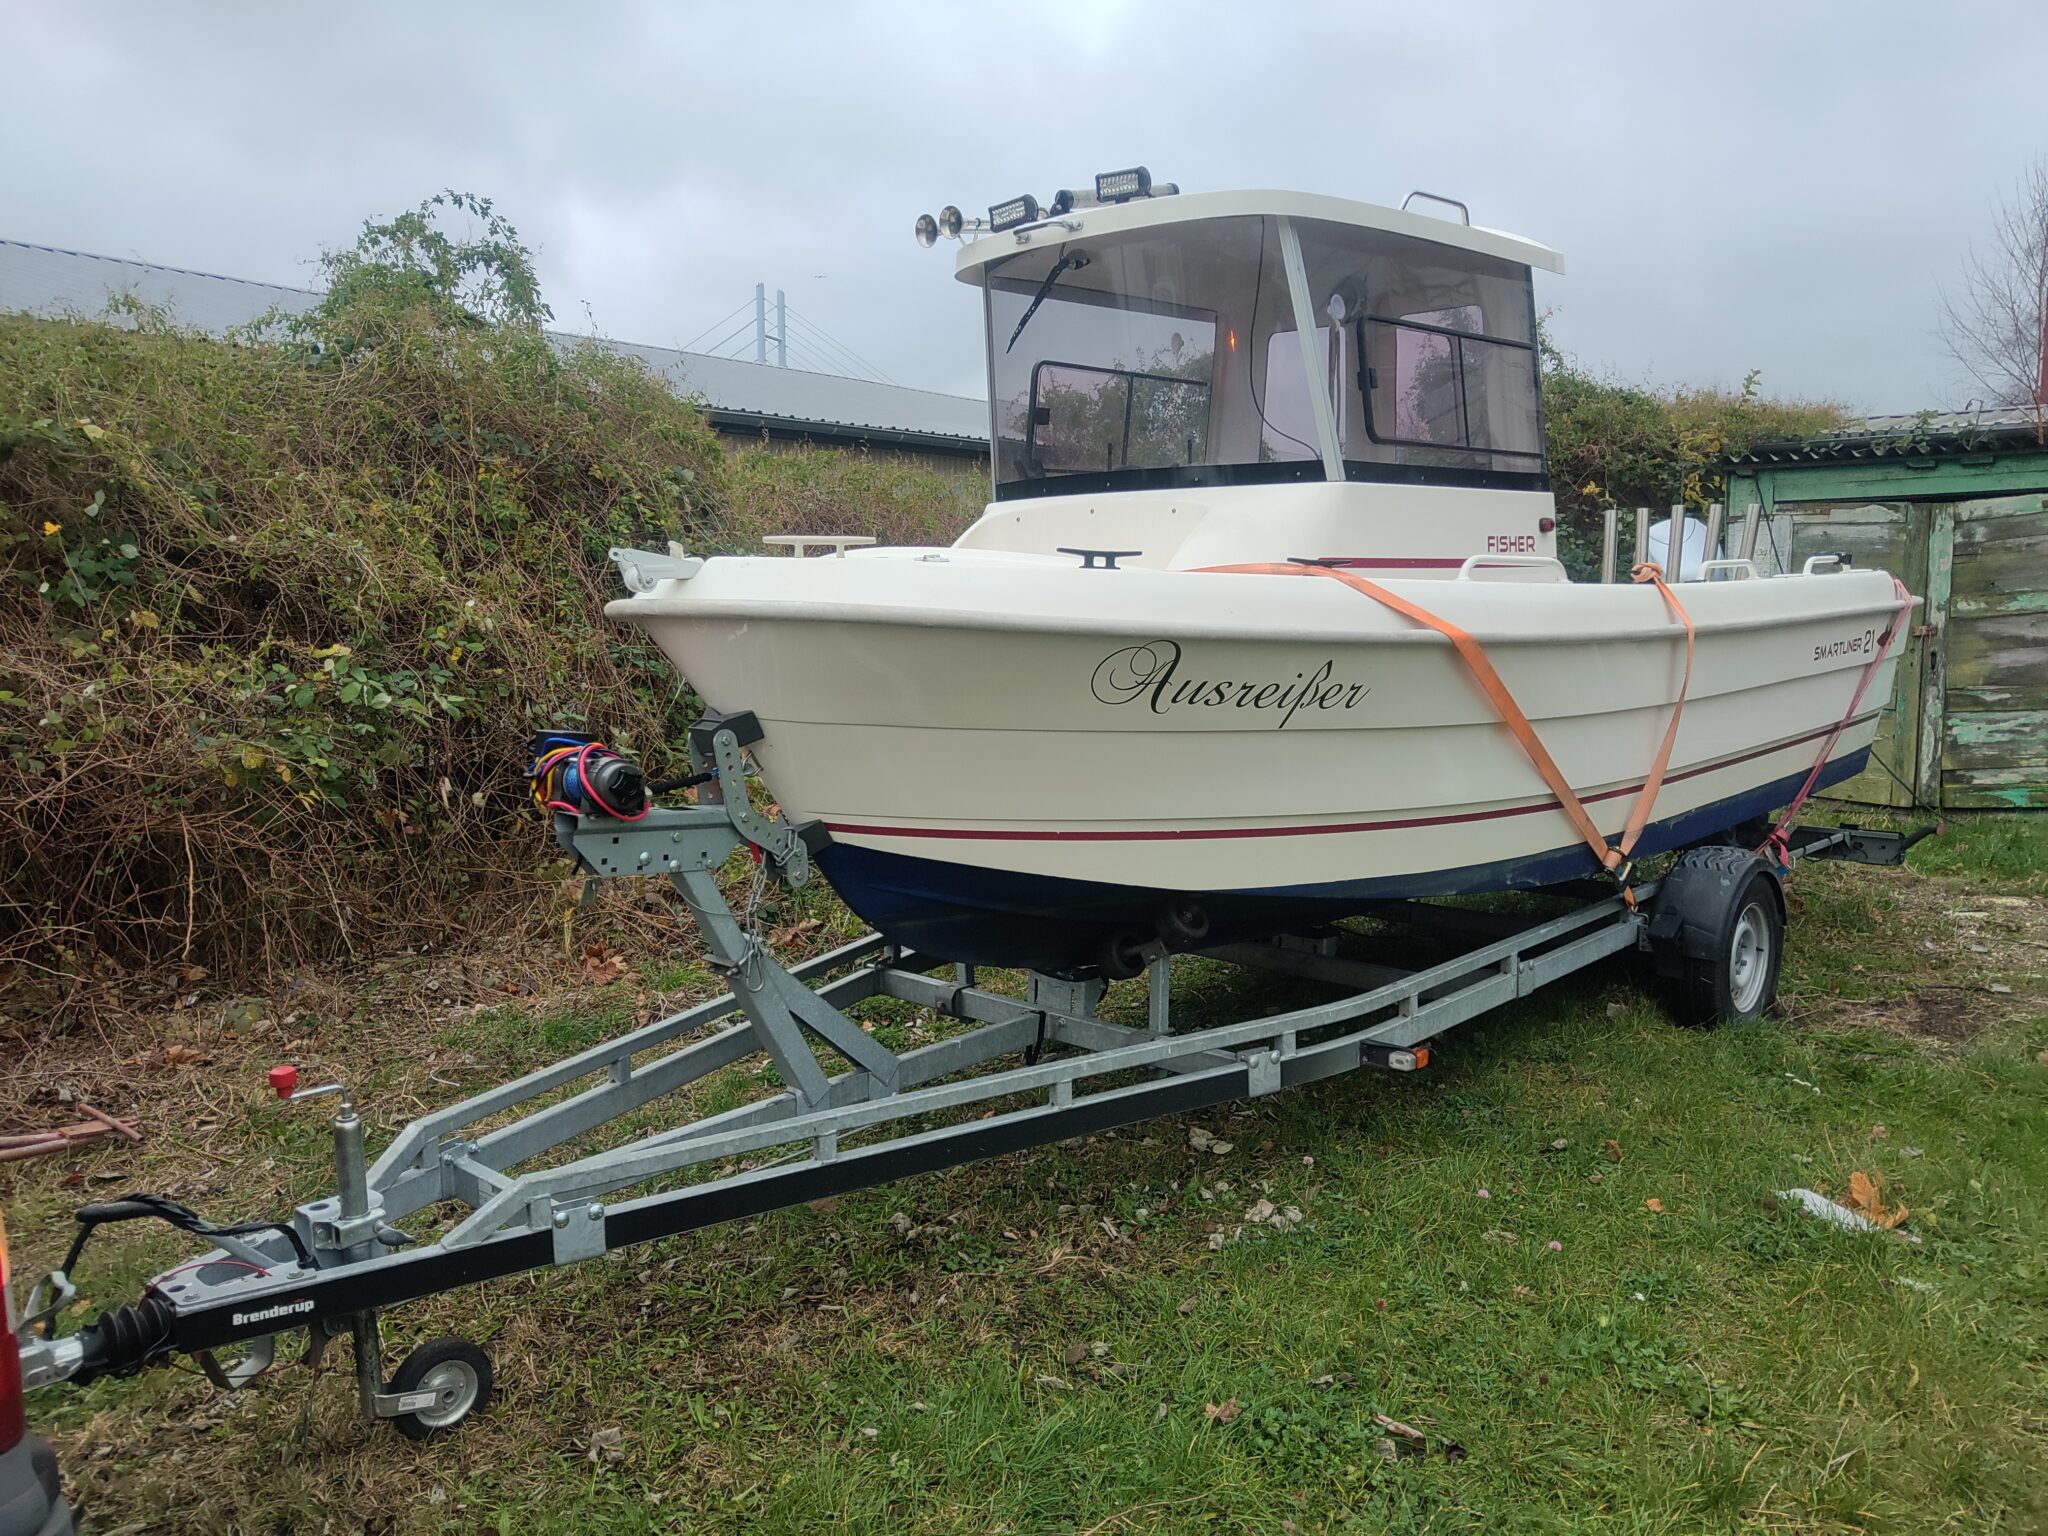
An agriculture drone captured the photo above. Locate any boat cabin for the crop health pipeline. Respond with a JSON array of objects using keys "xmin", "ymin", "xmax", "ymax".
[{"xmin": 933, "ymin": 183, "xmax": 1567, "ymax": 573}]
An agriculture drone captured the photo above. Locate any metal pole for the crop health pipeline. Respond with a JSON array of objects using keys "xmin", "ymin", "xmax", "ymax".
[
  {"xmin": 1600, "ymin": 507, "xmax": 1619, "ymax": 584},
  {"xmin": 332, "ymin": 1092, "xmax": 384, "ymax": 1416},
  {"xmin": 1703, "ymin": 503, "xmax": 1724, "ymax": 572},
  {"xmin": 1664, "ymin": 504, "xmax": 1686, "ymax": 581},
  {"xmin": 754, "ymin": 283, "xmax": 766, "ymax": 364},
  {"xmin": 1634, "ymin": 508, "xmax": 1649, "ymax": 569},
  {"xmin": 775, "ymin": 289, "xmax": 786, "ymax": 368},
  {"xmin": 1739, "ymin": 503, "xmax": 1762, "ymax": 564}
]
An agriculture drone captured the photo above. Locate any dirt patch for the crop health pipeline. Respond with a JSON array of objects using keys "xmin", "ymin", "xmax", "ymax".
[{"xmin": 1856, "ymin": 986, "xmax": 1989, "ymax": 1044}]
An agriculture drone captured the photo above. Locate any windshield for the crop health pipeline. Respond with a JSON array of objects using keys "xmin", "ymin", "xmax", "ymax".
[{"xmin": 983, "ymin": 215, "xmax": 1542, "ymax": 497}]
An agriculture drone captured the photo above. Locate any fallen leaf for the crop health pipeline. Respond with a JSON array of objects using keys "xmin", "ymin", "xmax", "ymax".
[
  {"xmin": 161, "ymin": 1044, "xmax": 210, "ymax": 1066},
  {"xmin": 1644, "ymin": 1198, "xmax": 1664, "ymax": 1213},
  {"xmin": 1177, "ymin": 1296, "xmax": 1197, "ymax": 1316},
  {"xmin": 1204, "ymin": 1398, "xmax": 1242, "ymax": 1424},
  {"xmin": 1843, "ymin": 1169, "xmax": 1909, "ymax": 1230},
  {"xmin": 1601, "ymin": 1138, "xmax": 1623, "ymax": 1163}
]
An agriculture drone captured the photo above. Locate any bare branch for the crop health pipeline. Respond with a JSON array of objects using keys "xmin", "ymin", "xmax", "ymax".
[{"xmin": 1939, "ymin": 157, "xmax": 2048, "ymax": 430}]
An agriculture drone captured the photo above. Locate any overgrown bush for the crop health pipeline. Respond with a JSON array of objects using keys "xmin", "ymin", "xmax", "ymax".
[
  {"xmin": 0, "ymin": 197, "xmax": 981, "ymax": 1007},
  {"xmin": 1542, "ymin": 344, "xmax": 1846, "ymax": 578},
  {"xmin": 717, "ymin": 441, "xmax": 986, "ymax": 552}
]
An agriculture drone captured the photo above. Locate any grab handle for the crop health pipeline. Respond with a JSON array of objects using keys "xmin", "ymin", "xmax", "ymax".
[{"xmin": 1696, "ymin": 559, "xmax": 1760, "ymax": 581}]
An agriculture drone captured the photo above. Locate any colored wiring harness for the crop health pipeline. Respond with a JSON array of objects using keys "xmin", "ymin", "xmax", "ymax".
[{"xmin": 526, "ymin": 735, "xmax": 650, "ymax": 822}]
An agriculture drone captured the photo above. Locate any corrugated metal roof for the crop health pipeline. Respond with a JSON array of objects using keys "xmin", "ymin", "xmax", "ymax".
[
  {"xmin": 1731, "ymin": 405, "xmax": 2046, "ymax": 466},
  {"xmin": 0, "ymin": 238, "xmax": 319, "ymax": 333},
  {"xmin": 0, "ymin": 237, "xmax": 989, "ymax": 453},
  {"xmin": 598, "ymin": 338, "xmax": 989, "ymax": 447}
]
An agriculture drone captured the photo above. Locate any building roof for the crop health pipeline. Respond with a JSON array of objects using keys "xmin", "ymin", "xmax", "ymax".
[
  {"xmin": 0, "ymin": 238, "xmax": 319, "ymax": 333},
  {"xmin": 0, "ymin": 237, "xmax": 989, "ymax": 455},
  {"xmin": 1732, "ymin": 406, "xmax": 2046, "ymax": 467},
  {"xmin": 950, "ymin": 188, "xmax": 1565, "ymax": 284}
]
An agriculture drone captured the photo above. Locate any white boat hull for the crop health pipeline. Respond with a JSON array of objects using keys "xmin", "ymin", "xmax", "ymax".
[{"xmin": 610, "ymin": 551, "xmax": 1910, "ymax": 970}]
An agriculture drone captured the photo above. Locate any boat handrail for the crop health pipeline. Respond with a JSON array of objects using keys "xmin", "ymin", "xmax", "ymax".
[
  {"xmin": 1454, "ymin": 555, "xmax": 1569, "ymax": 582},
  {"xmin": 1697, "ymin": 559, "xmax": 1761, "ymax": 582},
  {"xmin": 1800, "ymin": 553, "xmax": 1849, "ymax": 576}
]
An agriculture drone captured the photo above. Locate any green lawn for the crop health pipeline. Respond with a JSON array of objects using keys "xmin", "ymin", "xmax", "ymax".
[{"xmin": 11, "ymin": 815, "xmax": 2048, "ymax": 1534}]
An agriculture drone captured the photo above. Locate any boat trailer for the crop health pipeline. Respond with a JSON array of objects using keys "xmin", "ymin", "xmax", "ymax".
[{"xmin": 12, "ymin": 714, "xmax": 1929, "ymax": 1438}]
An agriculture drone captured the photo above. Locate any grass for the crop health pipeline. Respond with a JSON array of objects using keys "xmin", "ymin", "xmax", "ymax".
[{"xmin": 7, "ymin": 813, "xmax": 2048, "ymax": 1534}]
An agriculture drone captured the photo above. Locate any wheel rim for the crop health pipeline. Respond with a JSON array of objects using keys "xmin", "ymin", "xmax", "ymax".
[
  {"xmin": 411, "ymin": 1359, "xmax": 480, "ymax": 1428},
  {"xmin": 1728, "ymin": 899, "xmax": 1772, "ymax": 1014}
]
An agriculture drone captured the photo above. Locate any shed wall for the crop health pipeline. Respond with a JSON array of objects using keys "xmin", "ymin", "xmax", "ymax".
[{"xmin": 1723, "ymin": 454, "xmax": 2048, "ymax": 810}]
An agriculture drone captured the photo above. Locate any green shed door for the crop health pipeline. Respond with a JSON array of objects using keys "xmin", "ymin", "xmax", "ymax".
[
  {"xmin": 1777, "ymin": 502, "xmax": 1929, "ymax": 807},
  {"xmin": 1942, "ymin": 493, "xmax": 2048, "ymax": 808}
]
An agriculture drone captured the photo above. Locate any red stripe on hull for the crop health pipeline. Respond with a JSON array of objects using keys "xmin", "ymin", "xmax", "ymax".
[{"xmin": 822, "ymin": 713, "xmax": 1881, "ymax": 845}]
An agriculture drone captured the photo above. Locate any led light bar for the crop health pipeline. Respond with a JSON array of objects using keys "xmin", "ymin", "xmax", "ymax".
[
  {"xmin": 1094, "ymin": 166, "xmax": 1152, "ymax": 203},
  {"xmin": 988, "ymin": 193, "xmax": 1041, "ymax": 232}
]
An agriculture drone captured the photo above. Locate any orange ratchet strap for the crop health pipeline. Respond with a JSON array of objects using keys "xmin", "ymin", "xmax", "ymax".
[{"xmin": 1203, "ymin": 561, "xmax": 1695, "ymax": 892}]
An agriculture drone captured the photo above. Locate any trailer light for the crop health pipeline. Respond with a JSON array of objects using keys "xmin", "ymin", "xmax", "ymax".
[
  {"xmin": 914, "ymin": 212, "xmax": 939, "ymax": 248},
  {"xmin": 938, "ymin": 205, "xmax": 964, "ymax": 239},
  {"xmin": 988, "ymin": 193, "xmax": 1041, "ymax": 232},
  {"xmin": 1095, "ymin": 166, "xmax": 1152, "ymax": 203}
]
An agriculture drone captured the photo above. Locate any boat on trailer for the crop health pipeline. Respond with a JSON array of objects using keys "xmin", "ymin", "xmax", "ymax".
[
  {"xmin": 10, "ymin": 173, "xmax": 1932, "ymax": 1440},
  {"xmin": 608, "ymin": 174, "xmax": 1915, "ymax": 974}
]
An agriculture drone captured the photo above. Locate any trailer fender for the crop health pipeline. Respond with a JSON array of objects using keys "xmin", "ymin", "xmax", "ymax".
[{"xmin": 1647, "ymin": 846, "xmax": 1784, "ymax": 975}]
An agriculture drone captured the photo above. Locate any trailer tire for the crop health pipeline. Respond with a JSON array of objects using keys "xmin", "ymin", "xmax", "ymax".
[
  {"xmin": 1649, "ymin": 846, "xmax": 1785, "ymax": 1028},
  {"xmin": 387, "ymin": 1336, "xmax": 493, "ymax": 1440}
]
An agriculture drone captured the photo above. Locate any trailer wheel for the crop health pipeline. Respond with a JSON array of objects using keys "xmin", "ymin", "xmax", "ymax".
[
  {"xmin": 1649, "ymin": 846, "xmax": 1785, "ymax": 1027},
  {"xmin": 386, "ymin": 1336, "xmax": 493, "ymax": 1440}
]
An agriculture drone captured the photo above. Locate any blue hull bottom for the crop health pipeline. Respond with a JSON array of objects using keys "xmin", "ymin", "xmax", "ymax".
[{"xmin": 814, "ymin": 751, "xmax": 1869, "ymax": 974}]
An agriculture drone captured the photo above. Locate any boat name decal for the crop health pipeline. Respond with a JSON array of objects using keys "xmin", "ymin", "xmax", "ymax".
[
  {"xmin": 1090, "ymin": 641, "xmax": 1369, "ymax": 727},
  {"xmin": 1814, "ymin": 628, "xmax": 1878, "ymax": 663}
]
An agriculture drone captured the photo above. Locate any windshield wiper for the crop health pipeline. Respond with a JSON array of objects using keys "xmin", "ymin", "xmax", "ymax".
[{"xmin": 1005, "ymin": 252, "xmax": 1090, "ymax": 354}]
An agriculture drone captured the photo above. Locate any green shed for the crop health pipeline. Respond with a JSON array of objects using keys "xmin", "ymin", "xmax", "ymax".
[{"xmin": 1723, "ymin": 408, "xmax": 2048, "ymax": 809}]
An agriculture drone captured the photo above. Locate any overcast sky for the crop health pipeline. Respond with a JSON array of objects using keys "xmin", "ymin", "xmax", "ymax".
[{"xmin": 5, "ymin": 0, "xmax": 2043, "ymax": 413}]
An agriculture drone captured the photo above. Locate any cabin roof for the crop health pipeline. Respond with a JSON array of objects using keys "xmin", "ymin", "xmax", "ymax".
[{"xmin": 951, "ymin": 189, "xmax": 1565, "ymax": 283}]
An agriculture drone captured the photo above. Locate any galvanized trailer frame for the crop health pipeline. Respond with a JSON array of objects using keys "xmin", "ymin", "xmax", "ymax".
[{"xmin": 14, "ymin": 715, "xmax": 1921, "ymax": 1433}]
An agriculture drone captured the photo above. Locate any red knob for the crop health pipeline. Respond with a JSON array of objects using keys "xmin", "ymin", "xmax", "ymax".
[{"xmin": 268, "ymin": 1064, "xmax": 299, "ymax": 1099}]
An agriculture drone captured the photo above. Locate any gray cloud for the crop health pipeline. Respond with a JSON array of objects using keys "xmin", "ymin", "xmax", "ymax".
[{"xmin": 5, "ymin": 0, "xmax": 2042, "ymax": 411}]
